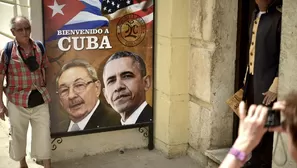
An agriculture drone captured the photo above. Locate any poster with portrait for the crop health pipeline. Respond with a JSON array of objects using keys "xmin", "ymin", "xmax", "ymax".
[{"xmin": 42, "ymin": 0, "xmax": 154, "ymax": 136}]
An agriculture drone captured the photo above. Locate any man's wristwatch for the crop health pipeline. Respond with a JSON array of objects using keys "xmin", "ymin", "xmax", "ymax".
[{"xmin": 229, "ymin": 147, "xmax": 250, "ymax": 165}]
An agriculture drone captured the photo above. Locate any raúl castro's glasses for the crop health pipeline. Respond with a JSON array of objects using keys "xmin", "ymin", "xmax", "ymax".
[{"xmin": 57, "ymin": 80, "xmax": 95, "ymax": 98}]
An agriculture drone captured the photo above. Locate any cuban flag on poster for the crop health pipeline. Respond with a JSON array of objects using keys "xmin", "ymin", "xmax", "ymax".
[{"xmin": 43, "ymin": 0, "xmax": 109, "ymax": 41}]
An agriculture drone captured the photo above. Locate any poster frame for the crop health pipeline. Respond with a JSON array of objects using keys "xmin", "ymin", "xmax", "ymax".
[{"xmin": 41, "ymin": 0, "xmax": 155, "ymax": 150}]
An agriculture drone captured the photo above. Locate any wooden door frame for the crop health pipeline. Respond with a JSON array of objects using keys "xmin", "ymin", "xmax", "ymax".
[{"xmin": 233, "ymin": 0, "xmax": 256, "ymax": 142}]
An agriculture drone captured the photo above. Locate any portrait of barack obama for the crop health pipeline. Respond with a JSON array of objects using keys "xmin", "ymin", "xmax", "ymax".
[
  {"xmin": 102, "ymin": 51, "xmax": 153, "ymax": 125},
  {"xmin": 56, "ymin": 59, "xmax": 120, "ymax": 132}
]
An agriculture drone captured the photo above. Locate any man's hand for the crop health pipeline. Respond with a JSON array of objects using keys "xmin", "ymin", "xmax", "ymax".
[
  {"xmin": 262, "ymin": 91, "xmax": 277, "ymax": 105},
  {"xmin": 0, "ymin": 104, "xmax": 8, "ymax": 121},
  {"xmin": 233, "ymin": 102, "xmax": 268, "ymax": 154}
]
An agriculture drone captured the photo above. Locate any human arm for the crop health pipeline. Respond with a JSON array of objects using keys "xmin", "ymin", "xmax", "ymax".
[
  {"xmin": 0, "ymin": 74, "xmax": 8, "ymax": 121},
  {"xmin": 0, "ymin": 50, "xmax": 8, "ymax": 120},
  {"xmin": 219, "ymin": 102, "xmax": 268, "ymax": 168}
]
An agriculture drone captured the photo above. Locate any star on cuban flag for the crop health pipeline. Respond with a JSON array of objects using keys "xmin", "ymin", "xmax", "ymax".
[{"xmin": 43, "ymin": 0, "xmax": 109, "ymax": 41}]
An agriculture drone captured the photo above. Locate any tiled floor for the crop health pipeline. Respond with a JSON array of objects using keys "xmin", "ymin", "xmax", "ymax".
[
  {"xmin": 0, "ymin": 121, "xmax": 201, "ymax": 168},
  {"xmin": 52, "ymin": 148, "xmax": 201, "ymax": 168}
]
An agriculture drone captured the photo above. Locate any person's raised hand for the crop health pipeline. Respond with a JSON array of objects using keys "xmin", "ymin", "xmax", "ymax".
[{"xmin": 233, "ymin": 101, "xmax": 269, "ymax": 154}]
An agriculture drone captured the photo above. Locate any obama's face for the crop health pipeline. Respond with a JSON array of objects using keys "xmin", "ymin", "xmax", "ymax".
[{"xmin": 103, "ymin": 57, "xmax": 150, "ymax": 114}]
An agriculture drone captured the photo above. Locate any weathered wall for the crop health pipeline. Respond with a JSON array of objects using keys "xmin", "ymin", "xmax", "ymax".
[
  {"xmin": 273, "ymin": 0, "xmax": 297, "ymax": 167},
  {"xmin": 154, "ymin": 0, "xmax": 190, "ymax": 157},
  {"xmin": 188, "ymin": 0, "xmax": 238, "ymax": 167},
  {"xmin": 51, "ymin": 129, "xmax": 147, "ymax": 161}
]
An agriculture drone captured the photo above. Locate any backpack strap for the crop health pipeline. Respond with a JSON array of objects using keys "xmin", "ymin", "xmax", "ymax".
[
  {"xmin": 4, "ymin": 41, "xmax": 14, "ymax": 75},
  {"xmin": 35, "ymin": 40, "xmax": 45, "ymax": 56},
  {"xmin": 35, "ymin": 40, "xmax": 46, "ymax": 85}
]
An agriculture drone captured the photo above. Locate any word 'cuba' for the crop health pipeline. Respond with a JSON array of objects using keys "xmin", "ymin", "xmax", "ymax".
[{"xmin": 58, "ymin": 35, "xmax": 112, "ymax": 51}]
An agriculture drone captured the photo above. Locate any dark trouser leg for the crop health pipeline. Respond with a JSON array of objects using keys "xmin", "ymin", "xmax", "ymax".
[
  {"xmin": 243, "ymin": 75, "xmax": 273, "ymax": 168},
  {"xmin": 249, "ymin": 132, "xmax": 274, "ymax": 168}
]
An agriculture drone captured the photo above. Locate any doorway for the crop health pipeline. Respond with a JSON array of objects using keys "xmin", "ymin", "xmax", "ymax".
[{"xmin": 233, "ymin": 0, "xmax": 256, "ymax": 142}]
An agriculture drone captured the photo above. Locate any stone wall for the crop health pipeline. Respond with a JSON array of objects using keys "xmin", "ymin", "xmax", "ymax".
[
  {"xmin": 273, "ymin": 0, "xmax": 297, "ymax": 167},
  {"xmin": 187, "ymin": 0, "xmax": 238, "ymax": 167}
]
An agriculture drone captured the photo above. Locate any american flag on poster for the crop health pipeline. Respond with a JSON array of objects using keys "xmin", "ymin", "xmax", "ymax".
[
  {"xmin": 102, "ymin": 0, "xmax": 154, "ymax": 26},
  {"xmin": 43, "ymin": 0, "xmax": 154, "ymax": 41},
  {"xmin": 44, "ymin": 0, "xmax": 109, "ymax": 41}
]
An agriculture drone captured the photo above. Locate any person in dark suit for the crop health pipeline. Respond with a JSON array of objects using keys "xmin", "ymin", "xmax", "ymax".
[
  {"xmin": 56, "ymin": 59, "xmax": 120, "ymax": 132},
  {"xmin": 242, "ymin": 0, "xmax": 282, "ymax": 167},
  {"xmin": 102, "ymin": 51, "xmax": 153, "ymax": 125}
]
